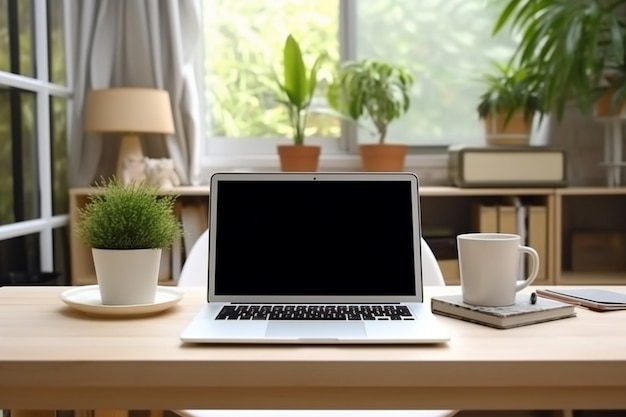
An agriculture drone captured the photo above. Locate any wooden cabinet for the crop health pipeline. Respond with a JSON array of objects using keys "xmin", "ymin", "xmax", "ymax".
[
  {"xmin": 421, "ymin": 186, "xmax": 626, "ymax": 286},
  {"xmin": 69, "ymin": 186, "xmax": 210, "ymax": 286},
  {"xmin": 555, "ymin": 187, "xmax": 626, "ymax": 284},
  {"xmin": 69, "ymin": 185, "xmax": 626, "ymax": 287},
  {"xmin": 419, "ymin": 187, "xmax": 555, "ymax": 285}
]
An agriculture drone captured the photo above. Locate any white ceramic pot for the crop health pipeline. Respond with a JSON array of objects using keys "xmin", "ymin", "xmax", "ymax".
[{"xmin": 92, "ymin": 248, "xmax": 162, "ymax": 305}]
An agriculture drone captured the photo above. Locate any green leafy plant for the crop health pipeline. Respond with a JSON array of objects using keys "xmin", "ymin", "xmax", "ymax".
[
  {"xmin": 327, "ymin": 59, "xmax": 414, "ymax": 144},
  {"xmin": 77, "ymin": 178, "xmax": 182, "ymax": 250},
  {"xmin": 275, "ymin": 34, "xmax": 326, "ymax": 146},
  {"xmin": 492, "ymin": 0, "xmax": 626, "ymax": 120},
  {"xmin": 477, "ymin": 61, "xmax": 543, "ymax": 124}
]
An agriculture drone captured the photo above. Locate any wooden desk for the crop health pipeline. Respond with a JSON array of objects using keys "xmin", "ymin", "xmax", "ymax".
[{"xmin": 1, "ymin": 286, "xmax": 625, "ymax": 411}]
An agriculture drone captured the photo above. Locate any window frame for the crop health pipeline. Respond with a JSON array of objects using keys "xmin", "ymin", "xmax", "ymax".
[
  {"xmin": 198, "ymin": 0, "xmax": 455, "ymax": 180},
  {"xmin": 0, "ymin": 0, "xmax": 73, "ymax": 274}
]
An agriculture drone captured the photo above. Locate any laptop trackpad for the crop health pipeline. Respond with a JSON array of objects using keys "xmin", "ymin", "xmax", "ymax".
[{"xmin": 265, "ymin": 322, "xmax": 366, "ymax": 339}]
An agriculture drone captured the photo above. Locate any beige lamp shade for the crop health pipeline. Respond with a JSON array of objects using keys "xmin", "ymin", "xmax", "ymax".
[
  {"xmin": 84, "ymin": 88, "xmax": 175, "ymax": 134},
  {"xmin": 84, "ymin": 88, "xmax": 175, "ymax": 182}
]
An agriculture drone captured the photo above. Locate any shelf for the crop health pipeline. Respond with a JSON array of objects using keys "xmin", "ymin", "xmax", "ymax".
[
  {"xmin": 70, "ymin": 185, "xmax": 211, "ymax": 196},
  {"xmin": 555, "ymin": 186, "xmax": 626, "ymax": 195},
  {"xmin": 69, "ymin": 185, "xmax": 626, "ymax": 287},
  {"xmin": 555, "ymin": 189, "xmax": 626, "ymax": 284},
  {"xmin": 420, "ymin": 186, "xmax": 553, "ymax": 197}
]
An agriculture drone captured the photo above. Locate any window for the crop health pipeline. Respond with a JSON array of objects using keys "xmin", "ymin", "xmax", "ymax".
[
  {"xmin": 201, "ymin": 0, "xmax": 516, "ymax": 168},
  {"xmin": 353, "ymin": 1, "xmax": 517, "ymax": 146},
  {"xmin": 0, "ymin": 0, "xmax": 71, "ymax": 285},
  {"xmin": 202, "ymin": 0, "xmax": 341, "ymax": 165}
]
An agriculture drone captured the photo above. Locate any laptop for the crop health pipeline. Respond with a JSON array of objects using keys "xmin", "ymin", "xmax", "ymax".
[{"xmin": 180, "ymin": 172, "xmax": 450, "ymax": 344}]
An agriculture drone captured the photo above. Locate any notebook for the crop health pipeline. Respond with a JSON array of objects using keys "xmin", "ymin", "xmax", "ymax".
[{"xmin": 179, "ymin": 172, "xmax": 450, "ymax": 344}]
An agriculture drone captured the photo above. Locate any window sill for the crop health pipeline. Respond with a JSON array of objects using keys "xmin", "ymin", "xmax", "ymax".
[{"xmin": 199, "ymin": 153, "xmax": 451, "ymax": 185}]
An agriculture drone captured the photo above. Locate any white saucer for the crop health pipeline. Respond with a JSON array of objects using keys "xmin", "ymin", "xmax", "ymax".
[{"xmin": 59, "ymin": 285, "xmax": 184, "ymax": 317}]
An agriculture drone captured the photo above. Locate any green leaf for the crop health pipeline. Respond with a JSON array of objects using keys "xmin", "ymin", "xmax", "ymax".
[
  {"xmin": 283, "ymin": 34, "xmax": 307, "ymax": 109},
  {"xmin": 307, "ymin": 53, "xmax": 326, "ymax": 105}
]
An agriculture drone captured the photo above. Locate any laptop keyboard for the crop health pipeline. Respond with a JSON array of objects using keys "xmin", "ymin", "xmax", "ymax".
[{"xmin": 216, "ymin": 304, "xmax": 415, "ymax": 321}]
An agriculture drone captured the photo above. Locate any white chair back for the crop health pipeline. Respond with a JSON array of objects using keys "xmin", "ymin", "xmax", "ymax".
[
  {"xmin": 178, "ymin": 229, "xmax": 209, "ymax": 287},
  {"xmin": 420, "ymin": 237, "xmax": 446, "ymax": 286}
]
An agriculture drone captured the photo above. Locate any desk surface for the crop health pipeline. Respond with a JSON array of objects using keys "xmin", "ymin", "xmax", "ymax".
[{"xmin": 1, "ymin": 286, "xmax": 625, "ymax": 411}]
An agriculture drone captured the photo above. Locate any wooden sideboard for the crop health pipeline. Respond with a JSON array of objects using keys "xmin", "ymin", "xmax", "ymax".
[
  {"xmin": 420, "ymin": 186, "xmax": 626, "ymax": 286},
  {"xmin": 69, "ymin": 186, "xmax": 626, "ymax": 286},
  {"xmin": 69, "ymin": 186, "xmax": 210, "ymax": 286}
]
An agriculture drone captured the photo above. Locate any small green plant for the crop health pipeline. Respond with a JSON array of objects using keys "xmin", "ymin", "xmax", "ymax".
[
  {"xmin": 327, "ymin": 59, "xmax": 414, "ymax": 144},
  {"xmin": 275, "ymin": 34, "xmax": 326, "ymax": 146},
  {"xmin": 77, "ymin": 178, "xmax": 182, "ymax": 250},
  {"xmin": 476, "ymin": 61, "xmax": 543, "ymax": 125}
]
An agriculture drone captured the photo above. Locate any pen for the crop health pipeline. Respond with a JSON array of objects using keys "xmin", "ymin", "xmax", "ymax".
[{"xmin": 530, "ymin": 292, "xmax": 537, "ymax": 305}]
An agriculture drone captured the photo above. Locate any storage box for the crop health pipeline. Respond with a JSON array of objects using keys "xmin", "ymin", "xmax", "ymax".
[
  {"xmin": 571, "ymin": 232, "xmax": 626, "ymax": 272},
  {"xmin": 448, "ymin": 145, "xmax": 568, "ymax": 188}
]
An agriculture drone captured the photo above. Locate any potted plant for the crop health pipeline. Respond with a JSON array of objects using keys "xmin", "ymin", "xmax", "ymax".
[
  {"xmin": 477, "ymin": 61, "xmax": 544, "ymax": 146},
  {"xmin": 77, "ymin": 177, "xmax": 182, "ymax": 305},
  {"xmin": 275, "ymin": 34, "xmax": 326, "ymax": 171},
  {"xmin": 492, "ymin": 0, "xmax": 626, "ymax": 120},
  {"xmin": 327, "ymin": 59, "xmax": 414, "ymax": 171}
]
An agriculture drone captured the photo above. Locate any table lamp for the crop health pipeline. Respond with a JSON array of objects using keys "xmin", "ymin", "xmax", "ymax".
[{"xmin": 84, "ymin": 87, "xmax": 175, "ymax": 180}]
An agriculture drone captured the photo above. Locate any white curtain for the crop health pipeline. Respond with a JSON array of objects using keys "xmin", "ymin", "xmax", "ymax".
[{"xmin": 68, "ymin": 0, "xmax": 202, "ymax": 186}]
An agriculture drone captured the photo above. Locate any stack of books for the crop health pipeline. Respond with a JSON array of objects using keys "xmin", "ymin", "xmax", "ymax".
[{"xmin": 472, "ymin": 198, "xmax": 548, "ymax": 281}]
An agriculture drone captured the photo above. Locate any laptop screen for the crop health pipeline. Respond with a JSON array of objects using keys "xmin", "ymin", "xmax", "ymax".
[{"xmin": 208, "ymin": 172, "xmax": 423, "ymax": 303}]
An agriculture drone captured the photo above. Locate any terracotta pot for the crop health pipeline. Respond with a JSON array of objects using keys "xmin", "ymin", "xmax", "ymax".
[
  {"xmin": 359, "ymin": 144, "xmax": 408, "ymax": 172},
  {"xmin": 484, "ymin": 111, "xmax": 533, "ymax": 146},
  {"xmin": 92, "ymin": 248, "xmax": 162, "ymax": 305},
  {"xmin": 277, "ymin": 145, "xmax": 321, "ymax": 172},
  {"xmin": 594, "ymin": 89, "xmax": 626, "ymax": 118}
]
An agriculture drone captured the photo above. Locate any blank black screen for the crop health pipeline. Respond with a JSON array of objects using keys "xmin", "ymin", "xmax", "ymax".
[{"xmin": 213, "ymin": 180, "xmax": 418, "ymax": 296}]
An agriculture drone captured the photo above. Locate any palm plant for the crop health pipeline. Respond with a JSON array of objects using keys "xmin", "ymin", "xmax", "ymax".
[{"xmin": 492, "ymin": 0, "xmax": 626, "ymax": 120}]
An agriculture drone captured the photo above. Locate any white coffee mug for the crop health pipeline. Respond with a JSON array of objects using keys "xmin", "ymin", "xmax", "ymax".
[{"xmin": 457, "ymin": 233, "xmax": 540, "ymax": 307}]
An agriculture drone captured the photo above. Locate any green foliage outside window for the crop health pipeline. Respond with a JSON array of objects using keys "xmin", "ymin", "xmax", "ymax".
[
  {"xmin": 203, "ymin": 0, "xmax": 518, "ymax": 145},
  {"xmin": 0, "ymin": 0, "xmax": 67, "ymax": 225},
  {"xmin": 203, "ymin": 0, "xmax": 339, "ymax": 139}
]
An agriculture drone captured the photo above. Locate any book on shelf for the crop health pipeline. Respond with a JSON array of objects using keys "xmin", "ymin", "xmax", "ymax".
[
  {"xmin": 537, "ymin": 288, "xmax": 626, "ymax": 312},
  {"xmin": 527, "ymin": 205, "xmax": 548, "ymax": 280},
  {"xmin": 431, "ymin": 293, "xmax": 576, "ymax": 329},
  {"xmin": 497, "ymin": 205, "xmax": 518, "ymax": 234},
  {"xmin": 472, "ymin": 204, "xmax": 498, "ymax": 232}
]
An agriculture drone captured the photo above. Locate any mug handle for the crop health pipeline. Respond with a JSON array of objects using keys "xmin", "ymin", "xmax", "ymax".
[{"xmin": 515, "ymin": 245, "xmax": 540, "ymax": 292}]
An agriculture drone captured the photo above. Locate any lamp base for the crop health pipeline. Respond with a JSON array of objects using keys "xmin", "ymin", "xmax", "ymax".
[{"xmin": 117, "ymin": 134, "xmax": 144, "ymax": 184}]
